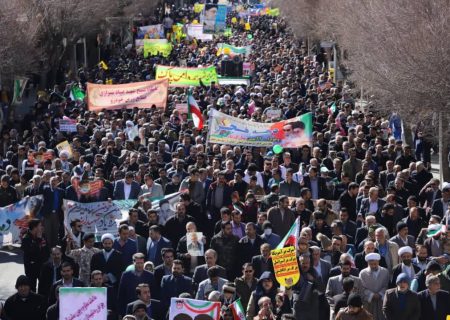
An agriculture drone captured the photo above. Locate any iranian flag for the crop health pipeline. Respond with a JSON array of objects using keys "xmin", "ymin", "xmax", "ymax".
[
  {"xmin": 230, "ymin": 298, "xmax": 246, "ymax": 320},
  {"xmin": 70, "ymin": 84, "xmax": 85, "ymax": 101},
  {"xmin": 188, "ymin": 90, "xmax": 204, "ymax": 130},
  {"xmin": 276, "ymin": 217, "xmax": 301, "ymax": 249}
]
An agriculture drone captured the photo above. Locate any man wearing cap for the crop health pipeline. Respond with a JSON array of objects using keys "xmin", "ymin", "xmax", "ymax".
[
  {"xmin": 359, "ymin": 253, "xmax": 389, "ymax": 320},
  {"xmin": 130, "ymin": 300, "xmax": 153, "ymax": 320},
  {"xmin": 390, "ymin": 246, "xmax": 420, "ymax": 288},
  {"xmin": 383, "ymin": 273, "xmax": 420, "ymax": 320},
  {"xmin": 335, "ymin": 293, "xmax": 372, "ymax": 320},
  {"xmin": 90, "ymin": 233, "xmax": 124, "ymax": 288},
  {"xmin": 389, "ymin": 221, "xmax": 415, "ymax": 249},
  {"xmin": 3, "ymin": 275, "xmax": 46, "ymax": 320}
]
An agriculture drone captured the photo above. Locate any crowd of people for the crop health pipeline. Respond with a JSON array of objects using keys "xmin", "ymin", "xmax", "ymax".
[{"xmin": 0, "ymin": 1, "xmax": 449, "ymax": 320}]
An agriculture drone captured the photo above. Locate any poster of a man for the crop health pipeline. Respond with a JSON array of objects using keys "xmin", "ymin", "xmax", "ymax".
[
  {"xmin": 186, "ymin": 232, "xmax": 204, "ymax": 256},
  {"xmin": 203, "ymin": 4, "xmax": 218, "ymax": 33},
  {"xmin": 281, "ymin": 120, "xmax": 308, "ymax": 147}
]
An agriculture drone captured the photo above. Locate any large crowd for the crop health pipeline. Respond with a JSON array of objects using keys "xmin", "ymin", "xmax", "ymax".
[{"xmin": 0, "ymin": 2, "xmax": 449, "ymax": 320}]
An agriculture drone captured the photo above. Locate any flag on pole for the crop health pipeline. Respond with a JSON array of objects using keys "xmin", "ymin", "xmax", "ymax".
[
  {"xmin": 229, "ymin": 298, "xmax": 246, "ymax": 320},
  {"xmin": 12, "ymin": 77, "xmax": 28, "ymax": 105},
  {"xmin": 70, "ymin": 84, "xmax": 85, "ymax": 101},
  {"xmin": 276, "ymin": 216, "xmax": 300, "ymax": 249},
  {"xmin": 188, "ymin": 90, "xmax": 204, "ymax": 130}
]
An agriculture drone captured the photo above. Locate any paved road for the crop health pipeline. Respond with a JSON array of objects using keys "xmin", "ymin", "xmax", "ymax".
[{"xmin": 0, "ymin": 247, "xmax": 24, "ymax": 302}]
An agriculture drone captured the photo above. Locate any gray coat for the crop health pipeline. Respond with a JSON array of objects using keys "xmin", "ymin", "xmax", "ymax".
[
  {"xmin": 326, "ymin": 275, "xmax": 364, "ymax": 320},
  {"xmin": 360, "ymin": 266, "xmax": 389, "ymax": 320}
]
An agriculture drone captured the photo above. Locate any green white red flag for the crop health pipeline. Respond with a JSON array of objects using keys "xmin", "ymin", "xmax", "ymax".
[{"xmin": 188, "ymin": 90, "xmax": 204, "ymax": 130}]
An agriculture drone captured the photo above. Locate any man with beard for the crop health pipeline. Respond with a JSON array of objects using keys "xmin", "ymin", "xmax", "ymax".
[
  {"xmin": 359, "ymin": 253, "xmax": 389, "ymax": 320},
  {"xmin": 90, "ymin": 233, "xmax": 124, "ymax": 288},
  {"xmin": 210, "ymin": 221, "xmax": 240, "ymax": 280},
  {"xmin": 390, "ymin": 246, "xmax": 420, "ymax": 288},
  {"xmin": 326, "ymin": 261, "xmax": 364, "ymax": 320},
  {"xmin": 160, "ymin": 260, "xmax": 193, "ymax": 313},
  {"xmin": 335, "ymin": 293, "xmax": 373, "ymax": 320},
  {"xmin": 383, "ymin": 273, "xmax": 420, "ymax": 320}
]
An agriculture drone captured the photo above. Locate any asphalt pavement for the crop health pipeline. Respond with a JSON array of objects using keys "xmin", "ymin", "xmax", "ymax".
[{"xmin": 0, "ymin": 246, "xmax": 24, "ymax": 303}]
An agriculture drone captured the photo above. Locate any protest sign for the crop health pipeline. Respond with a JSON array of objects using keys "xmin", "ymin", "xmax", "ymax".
[
  {"xmin": 56, "ymin": 140, "xmax": 74, "ymax": 159},
  {"xmin": 156, "ymin": 65, "xmax": 218, "ymax": 87},
  {"xmin": 63, "ymin": 200, "xmax": 131, "ymax": 238},
  {"xmin": 76, "ymin": 180, "xmax": 104, "ymax": 196},
  {"xmin": 59, "ymin": 287, "xmax": 107, "ymax": 320},
  {"xmin": 208, "ymin": 109, "xmax": 313, "ymax": 148},
  {"xmin": 169, "ymin": 298, "xmax": 221, "ymax": 320},
  {"xmin": 202, "ymin": 4, "xmax": 227, "ymax": 34},
  {"xmin": 217, "ymin": 43, "xmax": 252, "ymax": 56},
  {"xmin": 137, "ymin": 24, "xmax": 164, "ymax": 39},
  {"xmin": 176, "ymin": 103, "xmax": 188, "ymax": 114},
  {"xmin": 186, "ymin": 24, "xmax": 213, "ymax": 41},
  {"xmin": 271, "ymin": 246, "xmax": 300, "ymax": 287},
  {"xmin": 30, "ymin": 151, "xmax": 54, "ymax": 165},
  {"xmin": 0, "ymin": 196, "xmax": 43, "ymax": 246},
  {"xmin": 87, "ymin": 78, "xmax": 169, "ymax": 111},
  {"xmin": 135, "ymin": 38, "xmax": 167, "ymax": 51},
  {"xmin": 143, "ymin": 39, "xmax": 173, "ymax": 58},
  {"xmin": 187, "ymin": 232, "xmax": 204, "ymax": 256},
  {"xmin": 59, "ymin": 118, "xmax": 78, "ymax": 132},
  {"xmin": 243, "ymin": 62, "xmax": 252, "ymax": 76}
]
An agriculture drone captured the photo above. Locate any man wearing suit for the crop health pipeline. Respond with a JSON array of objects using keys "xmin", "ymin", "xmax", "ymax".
[
  {"xmin": 339, "ymin": 183, "xmax": 359, "ymax": 222},
  {"xmin": 128, "ymin": 226, "xmax": 147, "ymax": 255},
  {"xmin": 383, "ymin": 273, "xmax": 421, "ymax": 320},
  {"xmin": 147, "ymin": 225, "xmax": 172, "ymax": 266},
  {"xmin": 358, "ymin": 187, "xmax": 386, "ymax": 218},
  {"xmin": 355, "ymin": 214, "xmax": 377, "ymax": 249},
  {"xmin": 118, "ymin": 253, "xmax": 156, "ymax": 317},
  {"xmin": 390, "ymin": 222, "xmax": 416, "ymax": 249},
  {"xmin": 251, "ymin": 243, "xmax": 274, "ymax": 279},
  {"xmin": 160, "ymin": 260, "xmax": 193, "ymax": 313},
  {"xmin": 342, "ymin": 148, "xmax": 362, "ymax": 182},
  {"xmin": 417, "ymin": 274, "xmax": 450, "ymax": 320},
  {"xmin": 238, "ymin": 222, "xmax": 265, "ymax": 265},
  {"xmin": 90, "ymin": 233, "xmax": 124, "ymax": 288},
  {"xmin": 430, "ymin": 184, "xmax": 450, "ymax": 218},
  {"xmin": 192, "ymin": 249, "xmax": 227, "ymax": 290},
  {"xmin": 326, "ymin": 260, "xmax": 363, "ymax": 320},
  {"xmin": 153, "ymin": 248, "xmax": 174, "ymax": 299},
  {"xmin": 390, "ymin": 246, "xmax": 421, "ymax": 288},
  {"xmin": 339, "ymin": 208, "xmax": 357, "ymax": 241},
  {"xmin": 302, "ymin": 166, "xmax": 329, "ymax": 199},
  {"xmin": 140, "ymin": 173, "xmax": 164, "ymax": 200},
  {"xmin": 267, "ymin": 196, "xmax": 296, "ymax": 239},
  {"xmin": 195, "ymin": 266, "xmax": 228, "ymax": 300},
  {"xmin": 311, "ymin": 246, "xmax": 332, "ymax": 289},
  {"xmin": 379, "ymin": 160, "xmax": 396, "ymax": 191},
  {"xmin": 40, "ymin": 176, "xmax": 64, "ymax": 248},
  {"xmin": 125, "ymin": 284, "xmax": 162, "ymax": 320},
  {"xmin": 48, "ymin": 262, "xmax": 84, "ymax": 305},
  {"xmin": 279, "ymin": 168, "xmax": 301, "ymax": 197},
  {"xmin": 38, "ymin": 247, "xmax": 67, "ymax": 296},
  {"xmin": 120, "ymin": 208, "xmax": 148, "ymax": 239},
  {"xmin": 113, "ymin": 171, "xmax": 142, "ymax": 200},
  {"xmin": 359, "ymin": 253, "xmax": 389, "ymax": 320}
]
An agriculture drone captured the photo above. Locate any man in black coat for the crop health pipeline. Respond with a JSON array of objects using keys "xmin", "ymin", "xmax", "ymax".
[
  {"xmin": 48, "ymin": 261, "xmax": 84, "ymax": 305},
  {"xmin": 90, "ymin": 233, "xmax": 124, "ymax": 288},
  {"xmin": 125, "ymin": 284, "xmax": 163, "ymax": 320},
  {"xmin": 238, "ymin": 222, "xmax": 265, "ymax": 266},
  {"xmin": 383, "ymin": 273, "xmax": 421, "ymax": 320},
  {"xmin": 21, "ymin": 218, "xmax": 50, "ymax": 292},
  {"xmin": 417, "ymin": 274, "xmax": 450, "ymax": 320},
  {"xmin": 3, "ymin": 275, "xmax": 46, "ymax": 320}
]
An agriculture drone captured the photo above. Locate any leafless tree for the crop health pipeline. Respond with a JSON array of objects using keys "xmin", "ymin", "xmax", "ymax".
[{"xmin": 278, "ymin": 0, "xmax": 450, "ymax": 179}]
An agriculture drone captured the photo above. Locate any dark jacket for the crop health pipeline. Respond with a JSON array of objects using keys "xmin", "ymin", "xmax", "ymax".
[
  {"xmin": 382, "ymin": 288, "xmax": 421, "ymax": 320},
  {"xmin": 247, "ymin": 272, "xmax": 279, "ymax": 317},
  {"xmin": 160, "ymin": 274, "xmax": 193, "ymax": 311},
  {"xmin": 113, "ymin": 179, "xmax": 141, "ymax": 200},
  {"xmin": 210, "ymin": 231, "xmax": 240, "ymax": 275},
  {"xmin": 417, "ymin": 289, "xmax": 450, "ymax": 320},
  {"xmin": 234, "ymin": 276, "xmax": 257, "ymax": 311},
  {"xmin": 147, "ymin": 236, "xmax": 172, "ymax": 266},
  {"xmin": 238, "ymin": 235, "xmax": 265, "ymax": 266},
  {"xmin": 390, "ymin": 263, "xmax": 421, "ymax": 288},
  {"xmin": 206, "ymin": 181, "xmax": 232, "ymax": 213},
  {"xmin": 192, "ymin": 263, "xmax": 227, "ymax": 288},
  {"xmin": 176, "ymin": 234, "xmax": 206, "ymax": 274},
  {"xmin": 0, "ymin": 185, "xmax": 18, "ymax": 207},
  {"xmin": 48, "ymin": 278, "xmax": 85, "ymax": 305},
  {"xmin": 302, "ymin": 175, "xmax": 329, "ymax": 199},
  {"xmin": 118, "ymin": 270, "xmax": 156, "ymax": 316},
  {"xmin": 40, "ymin": 185, "xmax": 64, "ymax": 216},
  {"xmin": 90, "ymin": 250, "xmax": 124, "ymax": 287},
  {"xmin": 125, "ymin": 299, "xmax": 162, "ymax": 320},
  {"xmin": 251, "ymin": 255, "xmax": 274, "ymax": 279},
  {"xmin": 3, "ymin": 292, "xmax": 46, "ymax": 320}
]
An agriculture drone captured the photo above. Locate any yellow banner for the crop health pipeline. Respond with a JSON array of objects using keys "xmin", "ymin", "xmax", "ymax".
[
  {"xmin": 194, "ymin": 3, "xmax": 204, "ymax": 13},
  {"xmin": 155, "ymin": 65, "xmax": 218, "ymax": 87},
  {"xmin": 271, "ymin": 246, "xmax": 300, "ymax": 287},
  {"xmin": 143, "ymin": 39, "xmax": 172, "ymax": 58},
  {"xmin": 56, "ymin": 141, "xmax": 73, "ymax": 159}
]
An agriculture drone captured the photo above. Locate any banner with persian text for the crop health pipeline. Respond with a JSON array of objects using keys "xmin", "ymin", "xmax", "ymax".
[
  {"xmin": 208, "ymin": 109, "xmax": 313, "ymax": 148},
  {"xmin": 156, "ymin": 65, "xmax": 218, "ymax": 87},
  {"xmin": 59, "ymin": 287, "xmax": 107, "ymax": 320},
  {"xmin": 271, "ymin": 246, "xmax": 300, "ymax": 287},
  {"xmin": 87, "ymin": 79, "xmax": 168, "ymax": 111}
]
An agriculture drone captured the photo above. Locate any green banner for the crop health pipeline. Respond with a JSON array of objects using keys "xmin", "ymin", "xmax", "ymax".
[
  {"xmin": 155, "ymin": 65, "xmax": 218, "ymax": 87},
  {"xmin": 217, "ymin": 43, "xmax": 251, "ymax": 56},
  {"xmin": 143, "ymin": 39, "xmax": 173, "ymax": 58}
]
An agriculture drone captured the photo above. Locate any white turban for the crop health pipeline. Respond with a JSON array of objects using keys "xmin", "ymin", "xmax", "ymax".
[
  {"xmin": 398, "ymin": 246, "xmax": 413, "ymax": 257},
  {"xmin": 365, "ymin": 253, "xmax": 381, "ymax": 262},
  {"xmin": 101, "ymin": 233, "xmax": 114, "ymax": 242}
]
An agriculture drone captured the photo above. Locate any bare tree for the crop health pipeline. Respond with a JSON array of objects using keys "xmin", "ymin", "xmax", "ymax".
[{"xmin": 278, "ymin": 0, "xmax": 450, "ymax": 179}]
